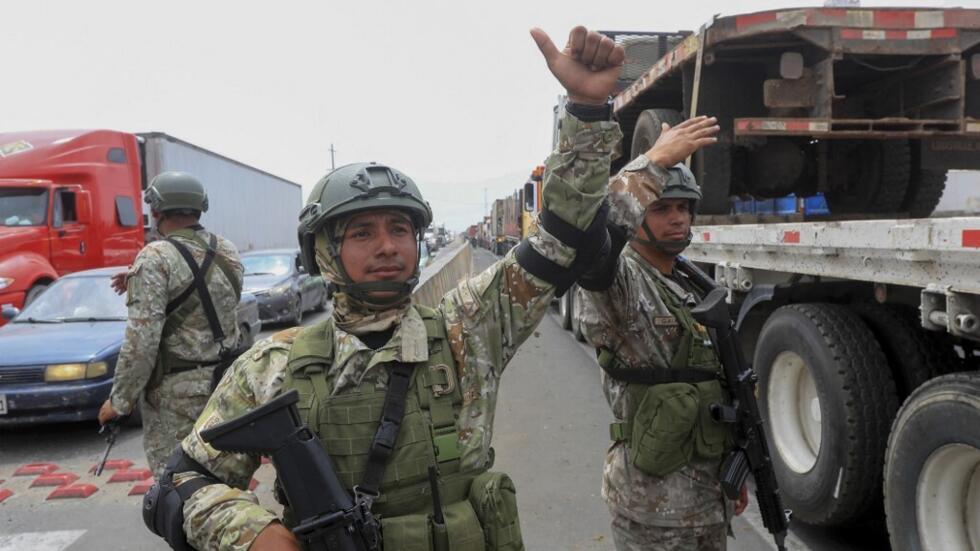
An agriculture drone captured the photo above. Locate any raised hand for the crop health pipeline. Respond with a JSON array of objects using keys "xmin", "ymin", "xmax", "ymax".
[
  {"xmin": 531, "ymin": 26, "xmax": 625, "ymax": 106},
  {"xmin": 645, "ymin": 116, "xmax": 720, "ymax": 168}
]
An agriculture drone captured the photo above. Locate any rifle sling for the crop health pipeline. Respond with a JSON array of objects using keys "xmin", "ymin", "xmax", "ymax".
[
  {"xmin": 165, "ymin": 233, "xmax": 225, "ymax": 344},
  {"xmin": 358, "ymin": 362, "xmax": 417, "ymax": 497},
  {"xmin": 597, "ymin": 349, "xmax": 716, "ymax": 384}
]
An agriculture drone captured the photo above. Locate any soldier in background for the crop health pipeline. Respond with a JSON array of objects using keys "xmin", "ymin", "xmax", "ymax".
[
  {"xmin": 576, "ymin": 148, "xmax": 749, "ymax": 549},
  {"xmin": 98, "ymin": 171, "xmax": 243, "ymax": 479}
]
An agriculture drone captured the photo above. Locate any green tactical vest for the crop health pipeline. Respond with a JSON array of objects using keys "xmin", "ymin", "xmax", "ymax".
[
  {"xmin": 603, "ymin": 273, "xmax": 732, "ymax": 477},
  {"xmin": 149, "ymin": 228, "xmax": 242, "ymax": 390},
  {"xmin": 282, "ymin": 305, "xmax": 524, "ymax": 551}
]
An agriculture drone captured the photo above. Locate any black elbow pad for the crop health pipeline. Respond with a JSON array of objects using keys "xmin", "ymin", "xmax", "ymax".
[
  {"xmin": 516, "ymin": 201, "xmax": 610, "ymax": 296},
  {"xmin": 577, "ymin": 222, "xmax": 629, "ymax": 292},
  {"xmin": 143, "ymin": 447, "xmax": 222, "ymax": 551}
]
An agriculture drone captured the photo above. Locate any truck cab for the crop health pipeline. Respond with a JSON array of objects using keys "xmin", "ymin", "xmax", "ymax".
[{"xmin": 0, "ymin": 131, "xmax": 145, "ymax": 320}]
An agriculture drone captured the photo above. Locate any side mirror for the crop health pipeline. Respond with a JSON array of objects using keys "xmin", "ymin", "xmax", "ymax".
[{"xmin": 2, "ymin": 305, "xmax": 21, "ymax": 321}]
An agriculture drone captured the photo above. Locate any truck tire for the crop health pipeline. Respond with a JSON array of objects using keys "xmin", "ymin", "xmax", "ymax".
[
  {"xmin": 630, "ymin": 108, "xmax": 684, "ymax": 159},
  {"xmin": 755, "ymin": 303, "xmax": 899, "ymax": 525},
  {"xmin": 558, "ymin": 292, "xmax": 573, "ymax": 330},
  {"xmin": 825, "ymin": 140, "xmax": 910, "ymax": 215},
  {"xmin": 851, "ymin": 303, "xmax": 958, "ymax": 400},
  {"xmin": 884, "ymin": 372, "xmax": 980, "ymax": 551},
  {"xmin": 902, "ymin": 169, "xmax": 947, "ymax": 218},
  {"xmin": 24, "ymin": 283, "xmax": 49, "ymax": 306}
]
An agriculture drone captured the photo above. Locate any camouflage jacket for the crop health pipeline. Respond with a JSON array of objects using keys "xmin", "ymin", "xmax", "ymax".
[
  {"xmin": 175, "ymin": 113, "xmax": 622, "ymax": 551},
  {"xmin": 577, "ymin": 165, "xmax": 730, "ymax": 528},
  {"xmin": 109, "ymin": 226, "xmax": 243, "ymax": 414}
]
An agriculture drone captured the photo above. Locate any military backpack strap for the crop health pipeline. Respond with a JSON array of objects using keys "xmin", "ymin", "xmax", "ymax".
[
  {"xmin": 415, "ymin": 305, "xmax": 463, "ymax": 472},
  {"xmin": 358, "ymin": 361, "xmax": 418, "ymax": 500},
  {"xmin": 596, "ymin": 348, "xmax": 716, "ymax": 385},
  {"xmin": 165, "ymin": 233, "xmax": 226, "ymax": 345}
]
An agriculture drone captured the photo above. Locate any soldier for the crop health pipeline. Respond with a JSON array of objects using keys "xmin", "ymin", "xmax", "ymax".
[
  {"xmin": 140, "ymin": 26, "xmax": 717, "ymax": 551},
  {"xmin": 576, "ymin": 155, "xmax": 749, "ymax": 549},
  {"xmin": 97, "ymin": 171, "xmax": 244, "ymax": 479}
]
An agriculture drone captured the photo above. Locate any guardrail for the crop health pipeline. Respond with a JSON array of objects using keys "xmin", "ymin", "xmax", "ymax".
[{"xmin": 413, "ymin": 239, "xmax": 474, "ymax": 308}]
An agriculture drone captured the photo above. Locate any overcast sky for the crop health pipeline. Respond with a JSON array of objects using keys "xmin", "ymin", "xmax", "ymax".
[{"xmin": 2, "ymin": 0, "xmax": 975, "ymax": 230}]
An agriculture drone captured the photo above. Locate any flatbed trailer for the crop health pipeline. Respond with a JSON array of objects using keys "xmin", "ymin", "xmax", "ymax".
[{"xmin": 682, "ymin": 215, "xmax": 980, "ymax": 550}]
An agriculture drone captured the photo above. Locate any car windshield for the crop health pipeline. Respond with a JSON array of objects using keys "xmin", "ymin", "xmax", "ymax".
[
  {"xmin": 15, "ymin": 275, "xmax": 127, "ymax": 322},
  {"xmin": 243, "ymin": 255, "xmax": 293, "ymax": 276},
  {"xmin": 0, "ymin": 188, "xmax": 48, "ymax": 227}
]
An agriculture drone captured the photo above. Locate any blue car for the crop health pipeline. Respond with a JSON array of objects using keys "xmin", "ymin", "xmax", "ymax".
[{"xmin": 0, "ymin": 267, "xmax": 261, "ymax": 426}]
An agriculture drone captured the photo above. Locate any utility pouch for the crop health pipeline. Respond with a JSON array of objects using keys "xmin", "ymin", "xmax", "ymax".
[
  {"xmin": 468, "ymin": 471, "xmax": 524, "ymax": 551},
  {"xmin": 629, "ymin": 383, "xmax": 699, "ymax": 477},
  {"xmin": 380, "ymin": 500, "xmax": 485, "ymax": 551},
  {"xmin": 693, "ymin": 380, "xmax": 730, "ymax": 460}
]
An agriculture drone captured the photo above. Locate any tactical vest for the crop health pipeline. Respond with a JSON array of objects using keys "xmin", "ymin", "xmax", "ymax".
[
  {"xmin": 149, "ymin": 227, "xmax": 242, "ymax": 390},
  {"xmin": 602, "ymin": 273, "xmax": 732, "ymax": 477},
  {"xmin": 282, "ymin": 305, "xmax": 523, "ymax": 550}
]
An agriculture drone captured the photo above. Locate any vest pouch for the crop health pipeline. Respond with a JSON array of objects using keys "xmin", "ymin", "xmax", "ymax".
[
  {"xmin": 468, "ymin": 471, "xmax": 524, "ymax": 550},
  {"xmin": 693, "ymin": 380, "xmax": 731, "ymax": 460},
  {"xmin": 380, "ymin": 500, "xmax": 485, "ymax": 551},
  {"xmin": 629, "ymin": 383, "xmax": 698, "ymax": 477}
]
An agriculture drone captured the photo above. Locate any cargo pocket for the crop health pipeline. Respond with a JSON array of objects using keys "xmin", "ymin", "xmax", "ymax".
[
  {"xmin": 629, "ymin": 383, "xmax": 699, "ymax": 477},
  {"xmin": 468, "ymin": 471, "xmax": 523, "ymax": 550},
  {"xmin": 693, "ymin": 380, "xmax": 731, "ymax": 460},
  {"xmin": 381, "ymin": 512, "xmax": 432, "ymax": 551}
]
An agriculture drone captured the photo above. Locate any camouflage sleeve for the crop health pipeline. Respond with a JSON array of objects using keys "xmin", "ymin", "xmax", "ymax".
[
  {"xmin": 109, "ymin": 244, "xmax": 170, "ymax": 414},
  {"xmin": 606, "ymin": 155, "xmax": 671, "ymax": 236},
  {"xmin": 176, "ymin": 328, "xmax": 301, "ymax": 551}
]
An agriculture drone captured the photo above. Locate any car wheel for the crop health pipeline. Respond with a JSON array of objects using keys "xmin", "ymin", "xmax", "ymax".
[
  {"xmin": 236, "ymin": 323, "xmax": 254, "ymax": 350},
  {"xmin": 291, "ymin": 294, "xmax": 303, "ymax": 325},
  {"xmin": 315, "ymin": 286, "xmax": 330, "ymax": 312}
]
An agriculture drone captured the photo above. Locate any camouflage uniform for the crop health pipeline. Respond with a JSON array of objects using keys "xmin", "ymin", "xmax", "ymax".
[
  {"xmin": 173, "ymin": 113, "xmax": 622, "ymax": 551},
  {"xmin": 109, "ymin": 226, "xmax": 243, "ymax": 478},
  {"xmin": 576, "ymin": 166, "xmax": 732, "ymax": 551}
]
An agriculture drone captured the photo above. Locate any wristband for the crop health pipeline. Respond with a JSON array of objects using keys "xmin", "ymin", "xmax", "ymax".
[{"xmin": 565, "ymin": 99, "xmax": 613, "ymax": 122}]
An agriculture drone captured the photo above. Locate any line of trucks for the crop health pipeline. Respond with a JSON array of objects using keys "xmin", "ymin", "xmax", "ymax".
[
  {"xmin": 479, "ymin": 6, "xmax": 980, "ymax": 550},
  {"xmin": 0, "ymin": 129, "xmax": 303, "ymax": 323}
]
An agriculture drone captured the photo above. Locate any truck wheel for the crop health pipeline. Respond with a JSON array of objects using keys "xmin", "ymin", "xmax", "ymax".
[
  {"xmin": 884, "ymin": 372, "xmax": 980, "ymax": 551},
  {"xmin": 851, "ymin": 303, "xmax": 958, "ymax": 400},
  {"xmin": 24, "ymin": 283, "xmax": 49, "ymax": 306},
  {"xmin": 825, "ymin": 140, "xmax": 910, "ymax": 215},
  {"xmin": 902, "ymin": 169, "xmax": 947, "ymax": 218},
  {"xmin": 755, "ymin": 303, "xmax": 899, "ymax": 525},
  {"xmin": 290, "ymin": 295, "xmax": 303, "ymax": 325},
  {"xmin": 630, "ymin": 108, "xmax": 684, "ymax": 159},
  {"xmin": 558, "ymin": 292, "xmax": 573, "ymax": 330},
  {"xmin": 571, "ymin": 287, "xmax": 586, "ymax": 342}
]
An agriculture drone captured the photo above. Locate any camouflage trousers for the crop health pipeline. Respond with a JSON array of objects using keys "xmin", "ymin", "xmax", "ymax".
[
  {"xmin": 141, "ymin": 366, "xmax": 214, "ymax": 479},
  {"xmin": 610, "ymin": 514, "xmax": 727, "ymax": 551}
]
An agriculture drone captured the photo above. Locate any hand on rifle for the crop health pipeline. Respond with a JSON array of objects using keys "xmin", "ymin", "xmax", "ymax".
[
  {"xmin": 252, "ymin": 521, "xmax": 301, "ymax": 551},
  {"xmin": 735, "ymin": 483, "xmax": 749, "ymax": 516}
]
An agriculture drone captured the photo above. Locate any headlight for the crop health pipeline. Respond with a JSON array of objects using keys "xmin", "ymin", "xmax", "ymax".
[
  {"xmin": 0, "ymin": 277, "xmax": 13, "ymax": 290},
  {"xmin": 44, "ymin": 361, "xmax": 109, "ymax": 382}
]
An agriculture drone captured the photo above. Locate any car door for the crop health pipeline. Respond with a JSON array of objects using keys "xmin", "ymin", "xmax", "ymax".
[{"xmin": 49, "ymin": 188, "xmax": 94, "ymax": 275}]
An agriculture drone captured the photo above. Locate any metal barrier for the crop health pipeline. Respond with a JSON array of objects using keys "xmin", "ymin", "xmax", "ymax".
[{"xmin": 413, "ymin": 239, "xmax": 474, "ymax": 308}]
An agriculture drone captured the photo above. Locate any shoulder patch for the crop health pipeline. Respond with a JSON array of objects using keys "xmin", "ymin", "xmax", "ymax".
[{"xmin": 250, "ymin": 327, "xmax": 302, "ymax": 361}]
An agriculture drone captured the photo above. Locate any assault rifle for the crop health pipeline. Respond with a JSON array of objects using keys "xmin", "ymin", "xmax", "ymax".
[
  {"xmin": 677, "ymin": 257, "xmax": 791, "ymax": 551},
  {"xmin": 200, "ymin": 389, "xmax": 381, "ymax": 551}
]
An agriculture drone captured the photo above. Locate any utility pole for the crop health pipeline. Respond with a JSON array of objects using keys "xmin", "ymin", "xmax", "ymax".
[{"xmin": 329, "ymin": 144, "xmax": 337, "ymax": 170}]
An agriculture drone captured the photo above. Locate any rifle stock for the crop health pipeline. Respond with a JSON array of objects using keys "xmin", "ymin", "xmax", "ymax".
[
  {"xmin": 200, "ymin": 389, "xmax": 380, "ymax": 551},
  {"xmin": 676, "ymin": 258, "xmax": 791, "ymax": 551}
]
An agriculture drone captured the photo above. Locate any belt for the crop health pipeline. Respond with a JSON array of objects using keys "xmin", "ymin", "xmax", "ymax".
[{"xmin": 169, "ymin": 361, "xmax": 220, "ymax": 375}]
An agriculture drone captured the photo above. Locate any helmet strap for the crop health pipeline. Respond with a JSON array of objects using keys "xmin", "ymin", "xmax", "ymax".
[{"xmin": 631, "ymin": 219, "xmax": 692, "ymax": 256}]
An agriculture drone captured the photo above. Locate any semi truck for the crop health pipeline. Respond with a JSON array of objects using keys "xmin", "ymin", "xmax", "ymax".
[
  {"xmin": 477, "ymin": 166, "xmax": 545, "ymax": 256},
  {"xmin": 0, "ymin": 130, "xmax": 303, "ymax": 318},
  {"xmin": 554, "ymin": 6, "xmax": 980, "ymax": 550}
]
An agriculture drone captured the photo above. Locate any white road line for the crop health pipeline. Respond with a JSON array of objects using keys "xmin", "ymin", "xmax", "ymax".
[{"xmin": 0, "ymin": 530, "xmax": 86, "ymax": 551}]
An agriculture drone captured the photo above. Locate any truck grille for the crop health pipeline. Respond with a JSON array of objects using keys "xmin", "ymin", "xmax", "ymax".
[{"xmin": 0, "ymin": 366, "xmax": 45, "ymax": 385}]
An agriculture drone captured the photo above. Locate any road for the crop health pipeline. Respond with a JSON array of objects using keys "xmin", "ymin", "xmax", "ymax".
[{"xmin": 0, "ymin": 246, "xmax": 890, "ymax": 550}]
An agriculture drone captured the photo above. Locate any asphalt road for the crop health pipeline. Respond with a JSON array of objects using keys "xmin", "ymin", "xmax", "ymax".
[{"xmin": 0, "ymin": 246, "xmax": 891, "ymax": 550}]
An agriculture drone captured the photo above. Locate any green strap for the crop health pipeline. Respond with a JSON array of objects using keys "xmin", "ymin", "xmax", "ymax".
[{"xmin": 609, "ymin": 421, "xmax": 631, "ymax": 442}]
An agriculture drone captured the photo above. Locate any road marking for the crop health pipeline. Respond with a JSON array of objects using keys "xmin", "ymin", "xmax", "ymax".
[{"xmin": 0, "ymin": 530, "xmax": 86, "ymax": 551}]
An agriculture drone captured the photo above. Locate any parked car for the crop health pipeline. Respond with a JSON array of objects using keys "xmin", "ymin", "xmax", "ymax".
[
  {"xmin": 242, "ymin": 249, "xmax": 329, "ymax": 325},
  {"xmin": 0, "ymin": 266, "xmax": 261, "ymax": 426}
]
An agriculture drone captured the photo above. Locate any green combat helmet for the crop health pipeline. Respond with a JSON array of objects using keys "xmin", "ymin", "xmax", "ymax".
[
  {"xmin": 144, "ymin": 171, "xmax": 209, "ymax": 213},
  {"xmin": 633, "ymin": 162, "xmax": 701, "ymax": 254},
  {"xmin": 297, "ymin": 162, "xmax": 433, "ymax": 305}
]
